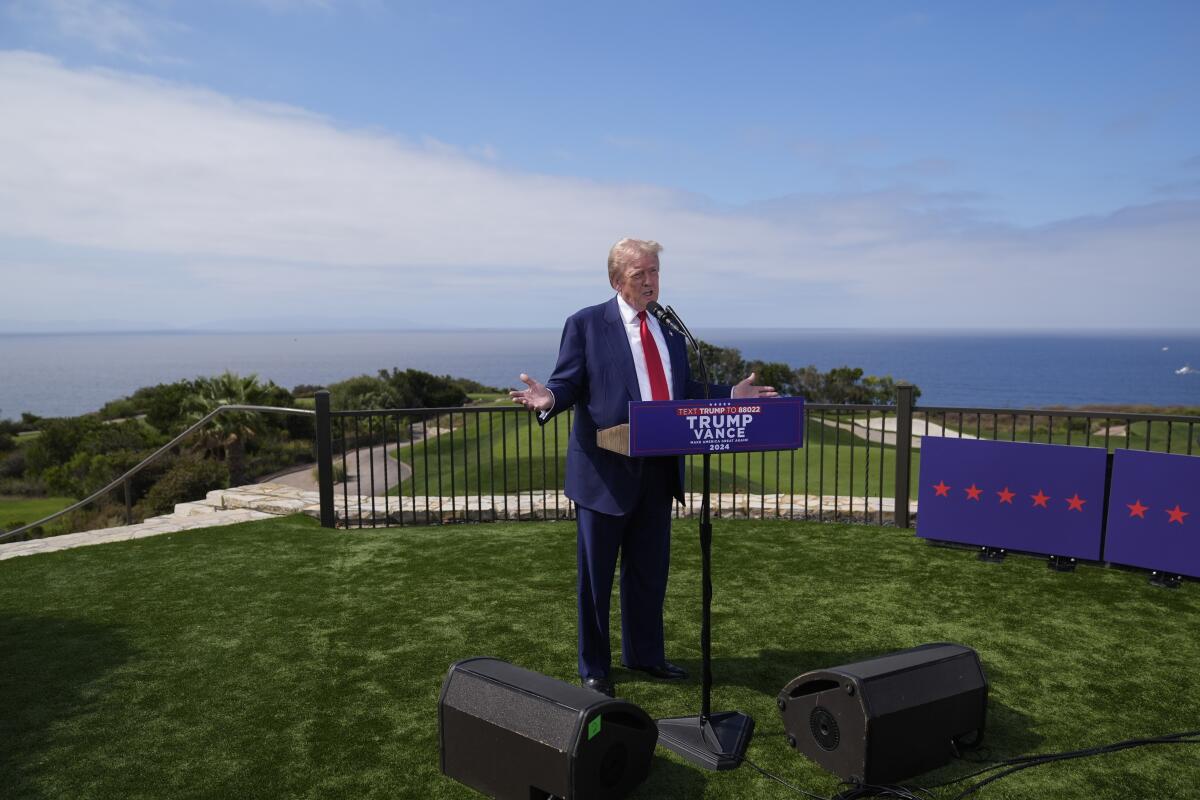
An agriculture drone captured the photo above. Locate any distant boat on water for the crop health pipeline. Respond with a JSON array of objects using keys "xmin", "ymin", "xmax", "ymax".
[{"xmin": 1177, "ymin": 365, "xmax": 1196, "ymax": 375}]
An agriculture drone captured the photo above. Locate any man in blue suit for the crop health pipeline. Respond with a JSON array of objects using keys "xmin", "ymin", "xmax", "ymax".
[{"xmin": 511, "ymin": 238, "xmax": 776, "ymax": 697}]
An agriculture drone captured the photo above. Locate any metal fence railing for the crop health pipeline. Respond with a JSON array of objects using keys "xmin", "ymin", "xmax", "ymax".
[
  {"xmin": 11, "ymin": 390, "xmax": 1191, "ymax": 543},
  {"xmin": 314, "ymin": 388, "xmax": 1200, "ymax": 532},
  {"xmin": 320, "ymin": 400, "xmax": 578, "ymax": 528}
]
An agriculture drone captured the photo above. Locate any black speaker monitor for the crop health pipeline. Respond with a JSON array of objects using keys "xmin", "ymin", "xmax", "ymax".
[
  {"xmin": 777, "ymin": 643, "xmax": 988, "ymax": 785},
  {"xmin": 439, "ymin": 657, "xmax": 658, "ymax": 800}
]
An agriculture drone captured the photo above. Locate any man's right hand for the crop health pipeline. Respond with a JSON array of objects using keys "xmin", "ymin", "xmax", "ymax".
[{"xmin": 509, "ymin": 373, "xmax": 554, "ymax": 412}]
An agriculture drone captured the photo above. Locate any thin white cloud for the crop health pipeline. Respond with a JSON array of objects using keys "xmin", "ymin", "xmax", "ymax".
[
  {"xmin": 5, "ymin": 0, "xmax": 179, "ymax": 61},
  {"xmin": 52, "ymin": 0, "xmax": 150, "ymax": 51},
  {"xmin": 0, "ymin": 51, "xmax": 1197, "ymax": 330}
]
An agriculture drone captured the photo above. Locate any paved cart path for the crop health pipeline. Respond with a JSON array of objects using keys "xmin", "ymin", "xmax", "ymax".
[
  {"xmin": 817, "ymin": 415, "xmax": 977, "ymax": 447},
  {"xmin": 268, "ymin": 443, "xmax": 411, "ymax": 494},
  {"xmin": 265, "ymin": 425, "xmax": 452, "ymax": 494}
]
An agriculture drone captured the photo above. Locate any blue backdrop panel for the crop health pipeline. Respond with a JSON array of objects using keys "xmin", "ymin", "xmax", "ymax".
[
  {"xmin": 1104, "ymin": 449, "xmax": 1200, "ymax": 578},
  {"xmin": 917, "ymin": 437, "xmax": 1107, "ymax": 560}
]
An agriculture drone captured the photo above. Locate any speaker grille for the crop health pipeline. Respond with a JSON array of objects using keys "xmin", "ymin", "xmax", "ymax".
[
  {"xmin": 440, "ymin": 659, "xmax": 659, "ymax": 800},
  {"xmin": 443, "ymin": 671, "xmax": 577, "ymax": 749},
  {"xmin": 810, "ymin": 707, "xmax": 840, "ymax": 751}
]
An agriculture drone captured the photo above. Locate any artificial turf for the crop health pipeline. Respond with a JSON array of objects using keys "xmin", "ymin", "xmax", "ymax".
[{"xmin": 0, "ymin": 516, "xmax": 1196, "ymax": 799}]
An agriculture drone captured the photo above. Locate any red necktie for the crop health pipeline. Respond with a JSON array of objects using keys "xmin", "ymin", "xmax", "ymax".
[{"xmin": 638, "ymin": 311, "xmax": 671, "ymax": 401}]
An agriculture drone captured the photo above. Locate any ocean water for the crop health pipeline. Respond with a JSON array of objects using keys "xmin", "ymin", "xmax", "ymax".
[{"xmin": 1, "ymin": 329, "xmax": 1198, "ymax": 419}]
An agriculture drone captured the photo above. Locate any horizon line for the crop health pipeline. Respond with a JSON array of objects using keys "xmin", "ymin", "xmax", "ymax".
[{"xmin": 4, "ymin": 325, "xmax": 1200, "ymax": 336}]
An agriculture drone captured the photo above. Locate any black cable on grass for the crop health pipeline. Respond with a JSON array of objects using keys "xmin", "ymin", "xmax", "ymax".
[
  {"xmin": 926, "ymin": 729, "xmax": 1200, "ymax": 799},
  {"xmin": 742, "ymin": 730, "xmax": 1199, "ymax": 799},
  {"xmin": 947, "ymin": 736, "xmax": 1200, "ymax": 799},
  {"xmin": 833, "ymin": 783, "xmax": 932, "ymax": 799},
  {"xmin": 740, "ymin": 756, "xmax": 934, "ymax": 800},
  {"xmin": 740, "ymin": 756, "xmax": 832, "ymax": 800}
]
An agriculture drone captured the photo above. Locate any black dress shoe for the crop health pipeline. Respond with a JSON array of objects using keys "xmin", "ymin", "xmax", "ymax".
[
  {"xmin": 622, "ymin": 661, "xmax": 688, "ymax": 680},
  {"xmin": 582, "ymin": 676, "xmax": 616, "ymax": 697}
]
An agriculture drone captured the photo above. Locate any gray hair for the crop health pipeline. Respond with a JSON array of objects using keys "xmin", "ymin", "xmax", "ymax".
[{"xmin": 607, "ymin": 238, "xmax": 663, "ymax": 287}]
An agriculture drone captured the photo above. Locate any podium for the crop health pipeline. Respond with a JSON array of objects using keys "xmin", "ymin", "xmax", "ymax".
[{"xmin": 598, "ymin": 396, "xmax": 804, "ymax": 770}]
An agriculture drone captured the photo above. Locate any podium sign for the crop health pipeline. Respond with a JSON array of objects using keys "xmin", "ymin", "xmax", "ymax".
[{"xmin": 627, "ymin": 397, "xmax": 804, "ymax": 457}]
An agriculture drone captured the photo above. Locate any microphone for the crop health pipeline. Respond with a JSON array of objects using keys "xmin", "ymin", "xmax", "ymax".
[{"xmin": 645, "ymin": 301, "xmax": 685, "ymax": 336}]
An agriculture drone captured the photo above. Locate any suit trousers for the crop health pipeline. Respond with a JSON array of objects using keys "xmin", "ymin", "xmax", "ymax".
[{"xmin": 575, "ymin": 459, "xmax": 676, "ymax": 680}]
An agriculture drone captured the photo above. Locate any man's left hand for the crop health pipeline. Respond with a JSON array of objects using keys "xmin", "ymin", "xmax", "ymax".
[{"xmin": 732, "ymin": 372, "xmax": 780, "ymax": 399}]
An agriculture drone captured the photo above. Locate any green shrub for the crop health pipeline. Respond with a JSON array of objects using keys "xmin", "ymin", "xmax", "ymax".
[
  {"xmin": 23, "ymin": 417, "xmax": 102, "ymax": 475},
  {"xmin": 291, "ymin": 384, "xmax": 325, "ymax": 398},
  {"xmin": 381, "ymin": 368, "xmax": 469, "ymax": 408},
  {"xmin": 0, "ymin": 449, "xmax": 26, "ymax": 479},
  {"xmin": 77, "ymin": 420, "xmax": 164, "ymax": 456},
  {"xmin": 329, "ymin": 375, "xmax": 399, "ymax": 410},
  {"xmin": 0, "ymin": 477, "xmax": 45, "ymax": 496},
  {"xmin": 448, "ymin": 376, "xmax": 504, "ymax": 394},
  {"xmin": 142, "ymin": 381, "xmax": 195, "ymax": 434},
  {"xmin": 688, "ymin": 340, "xmax": 920, "ymax": 403},
  {"xmin": 142, "ymin": 456, "xmax": 230, "ymax": 516},
  {"xmin": 96, "ymin": 396, "xmax": 140, "ymax": 421},
  {"xmin": 745, "ymin": 360, "xmax": 797, "ymax": 396},
  {"xmin": 0, "ymin": 521, "xmax": 39, "ymax": 541},
  {"xmin": 44, "ymin": 449, "xmax": 146, "ymax": 499},
  {"xmin": 328, "ymin": 369, "xmax": 472, "ymax": 412},
  {"xmin": 52, "ymin": 505, "xmax": 126, "ymax": 536},
  {"xmin": 244, "ymin": 438, "xmax": 313, "ymax": 480}
]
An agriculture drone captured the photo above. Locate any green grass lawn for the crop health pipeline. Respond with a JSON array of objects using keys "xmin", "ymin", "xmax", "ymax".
[
  {"xmin": 1, "ymin": 516, "xmax": 1196, "ymax": 799},
  {"xmin": 0, "ymin": 496, "xmax": 75, "ymax": 530}
]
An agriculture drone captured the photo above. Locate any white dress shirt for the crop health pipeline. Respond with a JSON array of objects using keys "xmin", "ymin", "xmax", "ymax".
[{"xmin": 614, "ymin": 292, "xmax": 674, "ymax": 401}]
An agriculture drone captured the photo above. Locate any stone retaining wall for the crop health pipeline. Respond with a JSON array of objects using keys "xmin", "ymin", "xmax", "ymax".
[{"xmin": 208, "ymin": 484, "xmax": 916, "ymax": 527}]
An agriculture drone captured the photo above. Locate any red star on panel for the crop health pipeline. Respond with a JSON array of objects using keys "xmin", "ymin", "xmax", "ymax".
[
  {"xmin": 1065, "ymin": 493, "xmax": 1086, "ymax": 512},
  {"xmin": 965, "ymin": 483, "xmax": 983, "ymax": 501},
  {"xmin": 1126, "ymin": 500, "xmax": 1148, "ymax": 519},
  {"xmin": 933, "ymin": 481, "xmax": 951, "ymax": 497},
  {"xmin": 1031, "ymin": 490, "xmax": 1050, "ymax": 508},
  {"xmin": 1166, "ymin": 505, "xmax": 1189, "ymax": 525},
  {"xmin": 996, "ymin": 487, "xmax": 1015, "ymax": 504}
]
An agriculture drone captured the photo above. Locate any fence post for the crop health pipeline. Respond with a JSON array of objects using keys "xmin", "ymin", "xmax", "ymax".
[
  {"xmin": 124, "ymin": 477, "xmax": 133, "ymax": 525},
  {"xmin": 316, "ymin": 390, "xmax": 336, "ymax": 528},
  {"xmin": 893, "ymin": 384, "xmax": 915, "ymax": 529}
]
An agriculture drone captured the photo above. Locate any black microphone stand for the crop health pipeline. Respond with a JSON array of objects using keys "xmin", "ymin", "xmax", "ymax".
[{"xmin": 654, "ymin": 305, "xmax": 754, "ymax": 771}]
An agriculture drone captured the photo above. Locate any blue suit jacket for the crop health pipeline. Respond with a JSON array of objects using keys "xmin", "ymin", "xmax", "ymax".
[{"xmin": 541, "ymin": 297, "xmax": 731, "ymax": 516}]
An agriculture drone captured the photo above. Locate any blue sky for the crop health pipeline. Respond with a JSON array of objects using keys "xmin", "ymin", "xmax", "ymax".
[{"xmin": 0, "ymin": 0, "xmax": 1197, "ymax": 330}]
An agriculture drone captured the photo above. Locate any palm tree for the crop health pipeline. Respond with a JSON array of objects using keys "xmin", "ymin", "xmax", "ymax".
[{"xmin": 182, "ymin": 372, "xmax": 270, "ymax": 484}]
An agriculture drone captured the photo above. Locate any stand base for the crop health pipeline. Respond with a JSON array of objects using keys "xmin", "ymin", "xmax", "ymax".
[
  {"xmin": 977, "ymin": 546, "xmax": 1006, "ymax": 563},
  {"xmin": 656, "ymin": 711, "xmax": 755, "ymax": 771},
  {"xmin": 1047, "ymin": 555, "xmax": 1077, "ymax": 572},
  {"xmin": 1149, "ymin": 571, "xmax": 1182, "ymax": 589}
]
